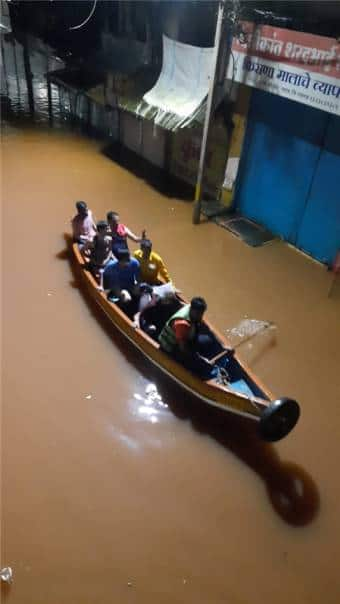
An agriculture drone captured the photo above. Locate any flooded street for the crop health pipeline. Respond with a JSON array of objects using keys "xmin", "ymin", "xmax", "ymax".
[{"xmin": 2, "ymin": 122, "xmax": 340, "ymax": 604}]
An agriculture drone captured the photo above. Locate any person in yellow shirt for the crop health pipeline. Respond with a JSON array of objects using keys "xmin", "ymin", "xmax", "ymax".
[{"xmin": 134, "ymin": 239, "xmax": 172, "ymax": 285}]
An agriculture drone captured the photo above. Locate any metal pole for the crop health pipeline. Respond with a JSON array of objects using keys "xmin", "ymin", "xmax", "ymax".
[
  {"xmin": 47, "ymin": 76, "xmax": 53, "ymax": 127},
  {"xmin": 12, "ymin": 38, "xmax": 20, "ymax": 103},
  {"xmin": 192, "ymin": 1, "xmax": 226, "ymax": 224},
  {"xmin": 1, "ymin": 38, "xmax": 9, "ymax": 96},
  {"xmin": 22, "ymin": 33, "xmax": 35, "ymax": 116},
  {"xmin": 87, "ymin": 96, "xmax": 92, "ymax": 133}
]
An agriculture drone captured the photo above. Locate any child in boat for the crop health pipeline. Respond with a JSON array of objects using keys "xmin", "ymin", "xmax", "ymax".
[
  {"xmin": 71, "ymin": 201, "xmax": 96, "ymax": 247},
  {"xmin": 133, "ymin": 239, "xmax": 172, "ymax": 285},
  {"xmin": 82, "ymin": 221, "xmax": 113, "ymax": 291},
  {"xmin": 107, "ymin": 211, "xmax": 146, "ymax": 257}
]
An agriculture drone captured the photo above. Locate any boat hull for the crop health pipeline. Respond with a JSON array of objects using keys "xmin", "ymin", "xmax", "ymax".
[{"xmin": 71, "ymin": 242, "xmax": 274, "ymax": 422}]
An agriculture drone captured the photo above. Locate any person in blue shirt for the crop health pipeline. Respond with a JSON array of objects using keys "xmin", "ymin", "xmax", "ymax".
[{"xmin": 103, "ymin": 247, "xmax": 141, "ymax": 304}]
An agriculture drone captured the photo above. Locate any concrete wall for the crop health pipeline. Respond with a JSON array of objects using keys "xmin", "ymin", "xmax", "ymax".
[{"xmin": 120, "ymin": 112, "xmax": 165, "ymax": 169}]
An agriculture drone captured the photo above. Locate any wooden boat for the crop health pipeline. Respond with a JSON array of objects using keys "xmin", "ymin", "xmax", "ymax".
[{"xmin": 71, "ymin": 242, "xmax": 300, "ymax": 441}]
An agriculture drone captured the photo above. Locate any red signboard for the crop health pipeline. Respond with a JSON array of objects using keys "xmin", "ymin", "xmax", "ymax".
[{"xmin": 228, "ymin": 22, "xmax": 340, "ymax": 116}]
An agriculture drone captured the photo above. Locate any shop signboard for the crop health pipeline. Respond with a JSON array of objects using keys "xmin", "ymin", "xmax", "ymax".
[{"xmin": 227, "ymin": 21, "xmax": 340, "ymax": 116}]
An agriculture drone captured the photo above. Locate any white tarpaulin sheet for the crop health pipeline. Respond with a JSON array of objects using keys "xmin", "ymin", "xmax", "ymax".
[{"xmin": 139, "ymin": 35, "xmax": 214, "ymax": 130}]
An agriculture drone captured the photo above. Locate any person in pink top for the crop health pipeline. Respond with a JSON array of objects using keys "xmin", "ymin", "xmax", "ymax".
[
  {"xmin": 71, "ymin": 201, "xmax": 97, "ymax": 246},
  {"xmin": 107, "ymin": 211, "xmax": 146, "ymax": 257}
]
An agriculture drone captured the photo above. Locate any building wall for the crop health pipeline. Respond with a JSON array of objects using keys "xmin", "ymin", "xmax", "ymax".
[
  {"xmin": 221, "ymin": 84, "xmax": 251, "ymax": 206},
  {"xmin": 234, "ymin": 89, "xmax": 340, "ymax": 264},
  {"xmin": 170, "ymin": 116, "xmax": 229, "ymax": 198},
  {"xmin": 121, "ymin": 113, "xmax": 165, "ymax": 169}
]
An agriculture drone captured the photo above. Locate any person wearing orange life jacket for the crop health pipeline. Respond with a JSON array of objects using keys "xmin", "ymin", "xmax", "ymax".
[{"xmin": 159, "ymin": 297, "xmax": 224, "ymax": 379}]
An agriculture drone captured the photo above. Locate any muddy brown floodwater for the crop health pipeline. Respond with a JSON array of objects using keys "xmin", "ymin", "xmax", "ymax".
[{"xmin": 1, "ymin": 124, "xmax": 340, "ymax": 604}]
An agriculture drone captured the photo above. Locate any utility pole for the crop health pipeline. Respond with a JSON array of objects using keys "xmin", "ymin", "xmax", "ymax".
[
  {"xmin": 192, "ymin": 0, "xmax": 237, "ymax": 224},
  {"xmin": 23, "ymin": 33, "xmax": 35, "ymax": 116}
]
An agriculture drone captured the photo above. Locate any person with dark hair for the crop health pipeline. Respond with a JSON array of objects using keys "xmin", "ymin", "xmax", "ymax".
[
  {"xmin": 103, "ymin": 247, "xmax": 141, "ymax": 304},
  {"xmin": 159, "ymin": 297, "xmax": 222, "ymax": 379},
  {"xmin": 107, "ymin": 211, "xmax": 146, "ymax": 257},
  {"xmin": 71, "ymin": 201, "xmax": 96, "ymax": 246},
  {"xmin": 133, "ymin": 283, "xmax": 179, "ymax": 338},
  {"xmin": 133, "ymin": 238, "xmax": 172, "ymax": 285},
  {"xmin": 82, "ymin": 220, "xmax": 113, "ymax": 291}
]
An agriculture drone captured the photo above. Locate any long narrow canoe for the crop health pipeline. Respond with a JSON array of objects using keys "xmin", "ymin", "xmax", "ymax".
[{"xmin": 71, "ymin": 242, "xmax": 300, "ymax": 441}]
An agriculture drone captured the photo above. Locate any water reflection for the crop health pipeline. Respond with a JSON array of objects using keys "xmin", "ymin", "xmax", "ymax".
[
  {"xmin": 1, "ymin": 34, "xmax": 65, "ymax": 124},
  {"xmin": 106, "ymin": 384, "xmax": 169, "ymax": 451},
  {"xmin": 133, "ymin": 382, "xmax": 168, "ymax": 425},
  {"xmin": 1, "ymin": 33, "xmax": 108, "ymax": 134},
  {"xmin": 0, "ymin": 567, "xmax": 13, "ymax": 584},
  {"xmin": 107, "ymin": 425, "xmax": 140, "ymax": 452},
  {"xmin": 173, "ymin": 393, "xmax": 320, "ymax": 527}
]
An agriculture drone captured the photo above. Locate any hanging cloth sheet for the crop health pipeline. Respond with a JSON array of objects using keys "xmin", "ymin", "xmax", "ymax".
[{"xmin": 137, "ymin": 35, "xmax": 214, "ymax": 131}]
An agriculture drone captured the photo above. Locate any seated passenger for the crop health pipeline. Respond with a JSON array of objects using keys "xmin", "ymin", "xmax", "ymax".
[
  {"xmin": 133, "ymin": 239, "xmax": 172, "ymax": 285},
  {"xmin": 107, "ymin": 211, "xmax": 146, "ymax": 257},
  {"xmin": 104, "ymin": 248, "xmax": 141, "ymax": 305},
  {"xmin": 82, "ymin": 220, "xmax": 113, "ymax": 291},
  {"xmin": 158, "ymin": 297, "xmax": 223, "ymax": 379},
  {"xmin": 134, "ymin": 284, "xmax": 180, "ymax": 338},
  {"xmin": 71, "ymin": 201, "xmax": 96, "ymax": 246}
]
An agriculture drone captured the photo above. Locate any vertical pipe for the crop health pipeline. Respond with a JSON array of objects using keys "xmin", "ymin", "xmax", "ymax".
[
  {"xmin": 12, "ymin": 38, "xmax": 20, "ymax": 103},
  {"xmin": 69, "ymin": 90, "xmax": 73, "ymax": 126},
  {"xmin": 59, "ymin": 85, "xmax": 63, "ymax": 123},
  {"xmin": 139, "ymin": 116, "xmax": 143, "ymax": 154},
  {"xmin": 192, "ymin": 1, "xmax": 229, "ymax": 224},
  {"xmin": 47, "ymin": 76, "xmax": 53, "ymax": 126},
  {"xmin": 1, "ymin": 38, "xmax": 9, "ymax": 96},
  {"xmin": 22, "ymin": 33, "xmax": 35, "ymax": 116},
  {"xmin": 117, "ymin": 105, "xmax": 121, "ymax": 146},
  {"xmin": 87, "ymin": 97, "xmax": 92, "ymax": 134}
]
